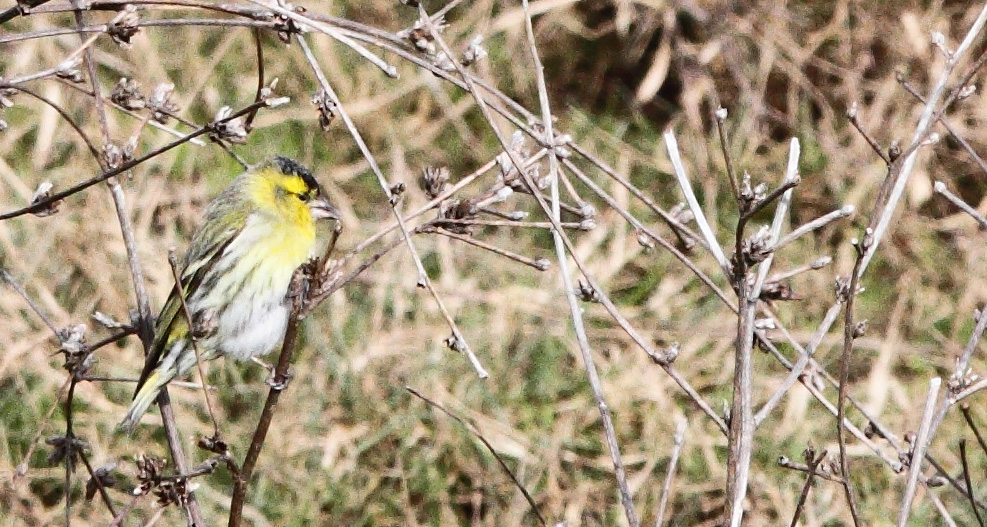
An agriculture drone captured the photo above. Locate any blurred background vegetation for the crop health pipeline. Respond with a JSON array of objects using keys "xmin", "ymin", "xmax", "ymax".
[{"xmin": 2, "ymin": 0, "xmax": 987, "ymax": 526}]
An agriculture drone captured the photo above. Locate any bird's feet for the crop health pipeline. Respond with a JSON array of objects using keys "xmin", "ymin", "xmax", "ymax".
[{"xmin": 266, "ymin": 369, "xmax": 293, "ymax": 392}]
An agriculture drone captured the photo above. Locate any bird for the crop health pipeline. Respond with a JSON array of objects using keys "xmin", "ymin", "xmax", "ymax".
[{"xmin": 119, "ymin": 156, "xmax": 340, "ymax": 433}]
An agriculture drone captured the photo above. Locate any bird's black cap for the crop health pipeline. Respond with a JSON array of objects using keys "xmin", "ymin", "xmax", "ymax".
[{"xmin": 272, "ymin": 156, "xmax": 321, "ymax": 192}]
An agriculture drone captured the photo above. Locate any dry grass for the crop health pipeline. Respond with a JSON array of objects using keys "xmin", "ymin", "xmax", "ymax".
[{"xmin": 2, "ymin": 1, "xmax": 987, "ymax": 526}]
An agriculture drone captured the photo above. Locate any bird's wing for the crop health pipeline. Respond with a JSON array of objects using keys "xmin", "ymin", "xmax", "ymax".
[{"xmin": 132, "ymin": 218, "xmax": 245, "ymax": 398}]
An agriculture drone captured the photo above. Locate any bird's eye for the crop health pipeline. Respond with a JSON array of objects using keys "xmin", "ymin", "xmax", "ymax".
[{"xmin": 296, "ymin": 193, "xmax": 309, "ymax": 202}]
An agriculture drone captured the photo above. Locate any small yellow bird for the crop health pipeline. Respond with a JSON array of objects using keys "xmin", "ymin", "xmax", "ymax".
[{"xmin": 119, "ymin": 156, "xmax": 339, "ymax": 433}]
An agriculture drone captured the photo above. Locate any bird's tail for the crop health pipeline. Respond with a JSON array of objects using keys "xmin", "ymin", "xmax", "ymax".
[{"xmin": 118, "ymin": 369, "xmax": 172, "ymax": 434}]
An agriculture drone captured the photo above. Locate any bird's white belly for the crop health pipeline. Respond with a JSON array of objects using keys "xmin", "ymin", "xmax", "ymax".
[
  {"xmin": 187, "ymin": 212, "xmax": 310, "ymax": 361},
  {"xmin": 215, "ymin": 295, "xmax": 290, "ymax": 360}
]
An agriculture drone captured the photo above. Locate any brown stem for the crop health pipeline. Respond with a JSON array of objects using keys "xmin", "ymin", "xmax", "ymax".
[{"xmin": 228, "ymin": 270, "xmax": 307, "ymax": 527}]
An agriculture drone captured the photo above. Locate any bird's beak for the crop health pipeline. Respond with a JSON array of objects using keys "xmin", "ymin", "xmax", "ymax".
[{"xmin": 308, "ymin": 195, "xmax": 341, "ymax": 221}]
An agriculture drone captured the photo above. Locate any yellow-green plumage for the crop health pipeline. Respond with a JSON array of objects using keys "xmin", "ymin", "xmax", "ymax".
[{"xmin": 119, "ymin": 156, "xmax": 339, "ymax": 433}]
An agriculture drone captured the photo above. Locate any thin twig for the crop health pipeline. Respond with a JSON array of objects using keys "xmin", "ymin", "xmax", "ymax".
[
  {"xmin": 897, "ymin": 377, "xmax": 943, "ymax": 527},
  {"xmin": 927, "ymin": 303, "xmax": 987, "ymax": 441},
  {"xmin": 167, "ymin": 250, "xmax": 221, "ymax": 438},
  {"xmin": 715, "ymin": 108, "xmax": 741, "ymax": 202},
  {"xmin": 295, "ymin": 33, "xmax": 489, "ymax": 379},
  {"xmin": 0, "ymin": 99, "xmax": 277, "ymax": 220},
  {"xmin": 898, "ymin": 77, "xmax": 987, "ymax": 178},
  {"xmin": 520, "ymin": 2, "xmax": 638, "ymax": 524},
  {"xmin": 789, "ymin": 448, "xmax": 826, "ymax": 527},
  {"xmin": 243, "ymin": 27, "xmax": 266, "ymax": 132},
  {"xmin": 836, "ymin": 235, "xmax": 867, "ymax": 527},
  {"xmin": 77, "ymin": 450, "xmax": 117, "ymax": 518},
  {"xmin": 755, "ymin": 302, "xmax": 843, "ymax": 425},
  {"xmin": 929, "ymin": 488, "xmax": 961, "ymax": 527},
  {"xmin": 664, "ymin": 131, "xmax": 730, "ymax": 274},
  {"xmin": 961, "ymin": 404, "xmax": 987, "ymax": 457},
  {"xmin": 434, "ymin": 217, "xmax": 591, "ymax": 230},
  {"xmin": 766, "ymin": 256, "xmax": 832, "ymax": 284},
  {"xmin": 406, "ymin": 387, "xmax": 547, "ymax": 527},
  {"xmin": 0, "ymin": 83, "xmax": 102, "ymax": 162},
  {"xmin": 960, "ymin": 440, "xmax": 986, "ymax": 527},
  {"xmin": 934, "ymin": 181, "xmax": 987, "ymax": 229},
  {"xmin": 426, "ymin": 227, "xmax": 550, "ymax": 271},
  {"xmin": 770, "ymin": 206, "xmax": 855, "ymax": 253},
  {"xmin": 653, "ymin": 417, "xmax": 687, "ymax": 527},
  {"xmin": 740, "ymin": 178, "xmax": 800, "ymax": 223},
  {"xmin": 847, "ymin": 104, "xmax": 891, "ymax": 165},
  {"xmin": 1, "ymin": 267, "xmax": 60, "ymax": 335},
  {"xmin": 778, "ymin": 452, "xmax": 841, "ymax": 483}
]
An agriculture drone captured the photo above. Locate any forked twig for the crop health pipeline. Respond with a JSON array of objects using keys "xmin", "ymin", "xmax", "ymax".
[
  {"xmin": 296, "ymin": 33, "xmax": 489, "ymax": 379},
  {"xmin": 789, "ymin": 448, "xmax": 826, "ymax": 527}
]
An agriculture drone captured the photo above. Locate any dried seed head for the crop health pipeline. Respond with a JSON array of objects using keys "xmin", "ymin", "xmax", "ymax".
[
  {"xmin": 57, "ymin": 324, "xmax": 92, "ymax": 378},
  {"xmin": 743, "ymin": 225, "xmax": 773, "ymax": 264},
  {"xmin": 108, "ymin": 5, "xmax": 141, "ymax": 48},
  {"xmin": 210, "ymin": 106, "xmax": 247, "ymax": 144},
  {"xmin": 46, "ymin": 435, "xmax": 89, "ymax": 469},
  {"xmin": 852, "ymin": 320, "xmax": 868, "ymax": 339},
  {"xmin": 397, "ymin": 15, "xmax": 447, "ymax": 54},
  {"xmin": 753, "ymin": 182, "xmax": 768, "ymax": 202},
  {"xmin": 55, "ymin": 57, "xmax": 84, "ymax": 83},
  {"xmin": 30, "ymin": 181, "xmax": 61, "ymax": 217},
  {"xmin": 497, "ymin": 131, "xmax": 537, "ymax": 189},
  {"xmin": 575, "ymin": 280, "xmax": 600, "ymax": 303},
  {"xmin": 636, "ymin": 230, "xmax": 655, "ymax": 250},
  {"xmin": 58, "ymin": 324, "xmax": 87, "ymax": 354},
  {"xmin": 148, "ymin": 83, "xmax": 179, "ymax": 124},
  {"xmin": 578, "ymin": 202, "xmax": 596, "ymax": 218},
  {"xmin": 444, "ymin": 333, "xmax": 465, "ymax": 353},
  {"xmin": 947, "ymin": 363, "xmax": 980, "ymax": 395},
  {"xmin": 663, "ymin": 342, "xmax": 680, "ymax": 363},
  {"xmin": 274, "ymin": 6, "xmax": 305, "ymax": 44},
  {"xmin": 259, "ymin": 77, "xmax": 280, "ymax": 102},
  {"xmin": 103, "ymin": 142, "xmax": 124, "ymax": 169},
  {"xmin": 422, "ymin": 166, "xmax": 450, "ymax": 199},
  {"xmin": 888, "ymin": 140, "xmax": 901, "ymax": 162},
  {"xmin": 389, "ymin": 182, "xmax": 406, "ymax": 204},
  {"xmin": 111, "ymin": 78, "xmax": 145, "ymax": 110},
  {"xmin": 85, "ymin": 462, "xmax": 118, "ymax": 501},
  {"xmin": 759, "ymin": 281, "xmax": 798, "ymax": 302},
  {"xmin": 834, "ymin": 276, "xmax": 852, "ymax": 301},
  {"xmin": 311, "ymin": 88, "xmax": 337, "ymax": 131},
  {"xmin": 462, "ymin": 35, "xmax": 488, "ymax": 66}
]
